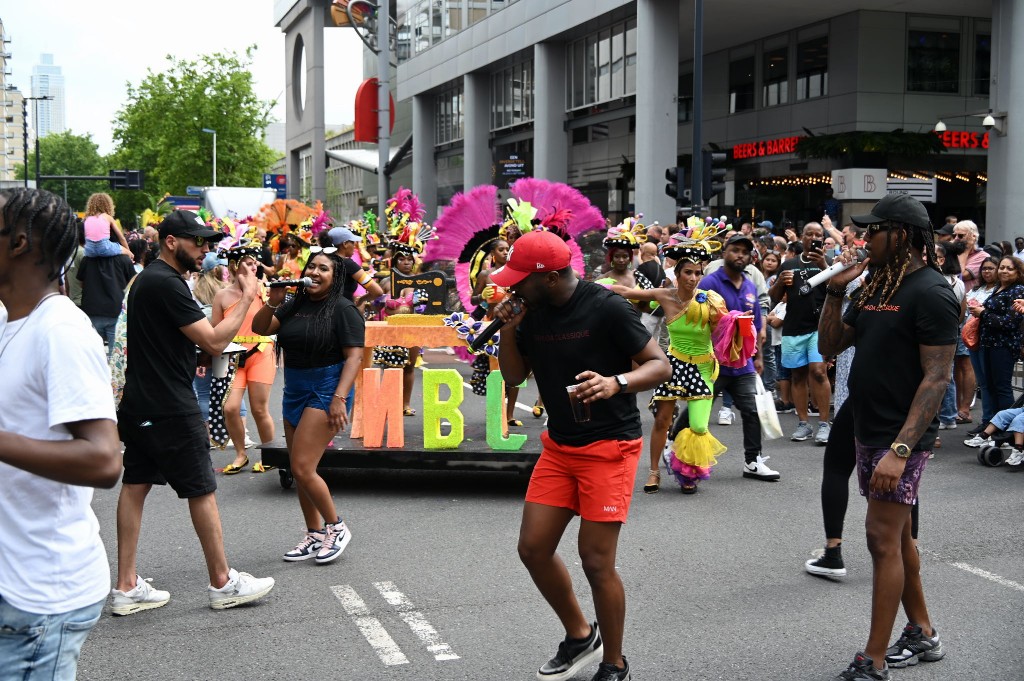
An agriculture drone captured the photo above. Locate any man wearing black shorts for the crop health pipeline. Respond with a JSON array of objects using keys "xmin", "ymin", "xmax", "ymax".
[
  {"xmin": 819, "ymin": 194, "xmax": 957, "ymax": 680},
  {"xmin": 491, "ymin": 230, "xmax": 670, "ymax": 681},
  {"xmin": 112, "ymin": 210, "xmax": 275, "ymax": 614}
]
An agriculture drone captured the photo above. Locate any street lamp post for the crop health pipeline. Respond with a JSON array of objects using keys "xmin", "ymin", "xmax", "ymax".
[
  {"xmin": 23, "ymin": 95, "xmax": 53, "ymax": 188},
  {"xmin": 201, "ymin": 128, "xmax": 217, "ymax": 187}
]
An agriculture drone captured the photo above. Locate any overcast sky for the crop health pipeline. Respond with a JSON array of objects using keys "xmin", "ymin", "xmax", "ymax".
[{"xmin": 2, "ymin": 1, "xmax": 366, "ymax": 155}]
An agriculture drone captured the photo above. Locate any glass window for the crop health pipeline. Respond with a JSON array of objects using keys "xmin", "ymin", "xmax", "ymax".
[
  {"xmin": 908, "ymin": 30, "xmax": 960, "ymax": 93},
  {"xmin": 762, "ymin": 46, "xmax": 788, "ymax": 107},
  {"xmin": 572, "ymin": 40, "xmax": 585, "ymax": 109},
  {"xmin": 611, "ymin": 24, "xmax": 625, "ymax": 99},
  {"xmin": 678, "ymin": 72, "xmax": 693, "ymax": 123},
  {"xmin": 729, "ymin": 55, "xmax": 755, "ymax": 113},
  {"xmin": 435, "ymin": 83, "xmax": 464, "ymax": 146},
  {"xmin": 796, "ymin": 36, "xmax": 828, "ymax": 100},
  {"xmin": 974, "ymin": 33, "xmax": 990, "ymax": 96},
  {"xmin": 585, "ymin": 36, "xmax": 598, "ymax": 105},
  {"xmin": 598, "ymin": 30, "xmax": 611, "ymax": 102},
  {"xmin": 624, "ymin": 19, "xmax": 637, "ymax": 96}
]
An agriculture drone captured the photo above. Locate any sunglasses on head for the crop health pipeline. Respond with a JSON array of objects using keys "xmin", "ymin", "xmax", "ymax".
[{"xmin": 309, "ymin": 246, "xmax": 338, "ymax": 255}]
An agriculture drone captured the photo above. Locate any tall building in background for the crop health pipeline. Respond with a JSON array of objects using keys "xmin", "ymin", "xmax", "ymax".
[
  {"xmin": 31, "ymin": 53, "xmax": 65, "ymax": 138},
  {"xmin": 0, "ymin": 19, "xmax": 26, "ymax": 183}
]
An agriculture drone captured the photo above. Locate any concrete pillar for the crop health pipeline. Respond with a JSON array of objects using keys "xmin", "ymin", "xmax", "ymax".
[
  {"xmin": 634, "ymin": 0, "xmax": 679, "ymax": 224},
  {"xmin": 986, "ymin": 0, "xmax": 1024, "ymax": 243},
  {"xmin": 534, "ymin": 42, "xmax": 568, "ymax": 182},
  {"xmin": 281, "ymin": 0, "xmax": 327, "ymax": 201},
  {"xmin": 463, "ymin": 71, "xmax": 492, "ymax": 188},
  {"xmin": 412, "ymin": 94, "xmax": 438, "ymax": 222}
]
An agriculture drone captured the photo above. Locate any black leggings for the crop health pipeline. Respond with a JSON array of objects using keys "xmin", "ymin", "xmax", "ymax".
[{"xmin": 821, "ymin": 401, "xmax": 919, "ymax": 540}]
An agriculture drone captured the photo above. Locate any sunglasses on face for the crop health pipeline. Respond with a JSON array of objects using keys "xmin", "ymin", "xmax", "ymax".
[
  {"xmin": 309, "ymin": 246, "xmax": 338, "ymax": 254},
  {"xmin": 175, "ymin": 234, "xmax": 207, "ymax": 247},
  {"xmin": 866, "ymin": 223, "xmax": 891, "ymax": 237},
  {"xmin": 952, "ymin": 233, "xmax": 968, "ymax": 240}
]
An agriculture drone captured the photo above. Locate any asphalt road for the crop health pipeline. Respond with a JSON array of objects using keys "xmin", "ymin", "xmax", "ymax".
[{"xmin": 77, "ymin": 352, "xmax": 1024, "ymax": 680}]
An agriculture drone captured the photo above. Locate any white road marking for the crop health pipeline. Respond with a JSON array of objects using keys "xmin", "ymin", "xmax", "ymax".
[
  {"xmin": 374, "ymin": 581, "xmax": 461, "ymax": 661},
  {"xmin": 331, "ymin": 585, "xmax": 410, "ymax": 666},
  {"xmin": 949, "ymin": 562, "xmax": 1024, "ymax": 593}
]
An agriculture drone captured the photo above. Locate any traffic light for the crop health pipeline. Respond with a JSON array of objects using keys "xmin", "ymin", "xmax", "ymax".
[
  {"xmin": 109, "ymin": 169, "xmax": 144, "ymax": 190},
  {"xmin": 665, "ymin": 166, "xmax": 686, "ymax": 202},
  {"xmin": 701, "ymin": 151, "xmax": 727, "ymax": 203}
]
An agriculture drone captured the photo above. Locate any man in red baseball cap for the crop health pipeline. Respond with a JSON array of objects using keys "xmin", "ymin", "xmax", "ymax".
[{"xmin": 490, "ymin": 229, "xmax": 671, "ymax": 681}]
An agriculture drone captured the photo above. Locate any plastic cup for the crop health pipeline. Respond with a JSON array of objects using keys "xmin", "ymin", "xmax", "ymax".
[
  {"xmin": 737, "ymin": 314, "xmax": 755, "ymax": 339},
  {"xmin": 212, "ymin": 354, "xmax": 230, "ymax": 379},
  {"xmin": 566, "ymin": 384, "xmax": 591, "ymax": 423}
]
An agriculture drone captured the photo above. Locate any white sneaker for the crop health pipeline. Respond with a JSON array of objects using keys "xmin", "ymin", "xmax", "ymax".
[
  {"xmin": 243, "ymin": 429, "xmax": 256, "ymax": 449},
  {"xmin": 963, "ymin": 434, "xmax": 994, "ymax": 448},
  {"xmin": 717, "ymin": 408, "xmax": 734, "ymax": 426},
  {"xmin": 1006, "ymin": 450, "xmax": 1024, "ymax": 467},
  {"xmin": 938, "ymin": 421, "xmax": 957, "ymax": 430},
  {"xmin": 742, "ymin": 454, "xmax": 781, "ymax": 481},
  {"xmin": 110, "ymin": 576, "xmax": 170, "ymax": 616},
  {"xmin": 315, "ymin": 521, "xmax": 352, "ymax": 564},
  {"xmin": 208, "ymin": 568, "xmax": 275, "ymax": 610}
]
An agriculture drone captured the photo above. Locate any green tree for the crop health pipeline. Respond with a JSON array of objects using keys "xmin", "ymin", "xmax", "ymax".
[
  {"xmin": 16, "ymin": 131, "xmax": 108, "ymax": 211},
  {"xmin": 110, "ymin": 46, "xmax": 279, "ymax": 223}
]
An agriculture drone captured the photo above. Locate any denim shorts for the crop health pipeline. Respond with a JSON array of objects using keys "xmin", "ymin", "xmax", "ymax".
[
  {"xmin": 282, "ymin": 363, "xmax": 343, "ymax": 427},
  {"xmin": 0, "ymin": 595, "xmax": 104, "ymax": 681}
]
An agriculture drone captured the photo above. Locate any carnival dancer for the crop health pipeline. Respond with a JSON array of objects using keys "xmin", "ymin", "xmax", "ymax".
[
  {"xmin": 597, "ymin": 216, "xmax": 644, "ymax": 289},
  {"xmin": 211, "ymin": 222, "xmax": 278, "ymax": 473},
  {"xmin": 371, "ymin": 206, "xmax": 437, "ymax": 416},
  {"xmin": 251, "ymin": 248, "xmax": 364, "ymax": 564},
  {"xmin": 612, "ymin": 229, "xmax": 727, "ymax": 493}
]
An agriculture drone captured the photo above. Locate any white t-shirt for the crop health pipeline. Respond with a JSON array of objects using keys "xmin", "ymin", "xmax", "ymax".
[{"xmin": 0, "ymin": 295, "xmax": 116, "ymax": 614}]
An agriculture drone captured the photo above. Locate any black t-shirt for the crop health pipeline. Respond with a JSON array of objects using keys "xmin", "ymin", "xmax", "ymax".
[
  {"xmin": 275, "ymin": 295, "xmax": 365, "ymax": 369},
  {"xmin": 778, "ymin": 256, "xmax": 831, "ymax": 335},
  {"xmin": 516, "ymin": 280, "xmax": 651, "ymax": 446},
  {"xmin": 635, "ymin": 260, "xmax": 666, "ymax": 318},
  {"xmin": 843, "ymin": 266, "xmax": 960, "ymax": 450},
  {"xmin": 121, "ymin": 260, "xmax": 206, "ymax": 417},
  {"xmin": 77, "ymin": 254, "xmax": 136, "ymax": 318}
]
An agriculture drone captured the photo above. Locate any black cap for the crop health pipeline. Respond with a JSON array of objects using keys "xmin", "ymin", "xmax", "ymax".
[
  {"xmin": 934, "ymin": 223, "xmax": 954, "ymax": 236},
  {"xmin": 158, "ymin": 210, "xmax": 223, "ymax": 241},
  {"xmin": 725, "ymin": 233, "xmax": 754, "ymax": 250},
  {"xmin": 852, "ymin": 193, "xmax": 931, "ymax": 230}
]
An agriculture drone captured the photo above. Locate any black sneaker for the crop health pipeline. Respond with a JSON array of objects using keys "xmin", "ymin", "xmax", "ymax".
[
  {"xmin": 591, "ymin": 656, "xmax": 630, "ymax": 681},
  {"xmin": 775, "ymin": 399, "xmax": 795, "ymax": 414},
  {"xmin": 885, "ymin": 622, "xmax": 945, "ymax": 668},
  {"xmin": 805, "ymin": 545, "xmax": 846, "ymax": 577},
  {"xmin": 537, "ymin": 622, "xmax": 603, "ymax": 681},
  {"xmin": 834, "ymin": 653, "xmax": 890, "ymax": 680}
]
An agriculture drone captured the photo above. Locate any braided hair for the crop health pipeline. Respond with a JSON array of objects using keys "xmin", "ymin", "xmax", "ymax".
[
  {"xmin": 855, "ymin": 222, "xmax": 939, "ymax": 309},
  {"xmin": 275, "ymin": 252, "xmax": 350, "ymax": 360},
  {"xmin": 0, "ymin": 188, "xmax": 79, "ymax": 281}
]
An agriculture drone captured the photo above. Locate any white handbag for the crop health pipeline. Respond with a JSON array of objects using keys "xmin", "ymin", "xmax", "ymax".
[{"xmin": 754, "ymin": 374, "xmax": 783, "ymax": 440}]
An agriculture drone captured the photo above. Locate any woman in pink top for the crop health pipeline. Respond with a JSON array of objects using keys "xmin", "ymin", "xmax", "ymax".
[
  {"xmin": 83, "ymin": 192, "xmax": 130, "ymax": 258},
  {"xmin": 954, "ymin": 219, "xmax": 991, "ymax": 293}
]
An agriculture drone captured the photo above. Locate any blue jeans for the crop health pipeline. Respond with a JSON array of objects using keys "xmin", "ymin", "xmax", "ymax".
[
  {"xmin": 980, "ymin": 345, "xmax": 1017, "ymax": 415},
  {"xmin": 970, "ymin": 349, "xmax": 992, "ymax": 424},
  {"xmin": 0, "ymin": 595, "xmax": 104, "ymax": 681},
  {"xmin": 88, "ymin": 315, "xmax": 118, "ymax": 357},
  {"xmin": 939, "ymin": 365, "xmax": 957, "ymax": 425}
]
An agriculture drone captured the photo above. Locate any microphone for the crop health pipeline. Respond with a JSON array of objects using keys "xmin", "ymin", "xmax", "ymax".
[
  {"xmin": 268, "ymin": 277, "xmax": 313, "ymax": 289},
  {"xmin": 469, "ymin": 299, "xmax": 523, "ymax": 352},
  {"xmin": 798, "ymin": 251, "xmax": 866, "ymax": 295}
]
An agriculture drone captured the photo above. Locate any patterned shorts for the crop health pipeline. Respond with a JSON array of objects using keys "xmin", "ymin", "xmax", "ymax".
[
  {"xmin": 652, "ymin": 355, "xmax": 714, "ymax": 401},
  {"xmin": 373, "ymin": 345, "xmax": 411, "ymax": 368},
  {"xmin": 855, "ymin": 440, "xmax": 930, "ymax": 505}
]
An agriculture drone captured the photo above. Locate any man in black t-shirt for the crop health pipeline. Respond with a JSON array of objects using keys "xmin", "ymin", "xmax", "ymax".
[
  {"xmin": 490, "ymin": 230, "xmax": 670, "ymax": 681},
  {"xmin": 818, "ymin": 193, "xmax": 957, "ymax": 680},
  {"xmin": 113, "ymin": 210, "xmax": 276, "ymax": 615},
  {"xmin": 769, "ymin": 222, "xmax": 833, "ymax": 444},
  {"xmin": 77, "ymin": 251, "xmax": 135, "ymax": 356}
]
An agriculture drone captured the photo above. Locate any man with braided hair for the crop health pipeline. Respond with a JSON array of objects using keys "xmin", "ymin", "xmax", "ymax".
[
  {"xmin": 0, "ymin": 188, "xmax": 122, "ymax": 678},
  {"xmin": 819, "ymin": 193, "xmax": 957, "ymax": 680}
]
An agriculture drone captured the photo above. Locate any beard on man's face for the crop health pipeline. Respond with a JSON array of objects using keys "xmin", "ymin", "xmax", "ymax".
[{"xmin": 175, "ymin": 245, "xmax": 201, "ymax": 273}]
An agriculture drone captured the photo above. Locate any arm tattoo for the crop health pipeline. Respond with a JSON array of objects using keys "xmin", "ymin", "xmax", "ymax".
[
  {"xmin": 817, "ymin": 295, "xmax": 855, "ymax": 356},
  {"xmin": 896, "ymin": 344, "xmax": 956, "ymax": 447}
]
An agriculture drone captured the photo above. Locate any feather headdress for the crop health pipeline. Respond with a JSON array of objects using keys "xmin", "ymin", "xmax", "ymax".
[
  {"xmin": 603, "ymin": 213, "xmax": 646, "ymax": 250},
  {"xmin": 663, "ymin": 219, "xmax": 727, "ymax": 262},
  {"xmin": 390, "ymin": 221, "xmax": 438, "ymax": 257},
  {"xmin": 385, "ymin": 187, "xmax": 426, "ymax": 236},
  {"xmin": 218, "ymin": 217, "xmax": 263, "ymax": 263},
  {"xmin": 506, "ymin": 178, "xmax": 605, "ymax": 241},
  {"xmin": 254, "ymin": 199, "xmax": 317, "ymax": 242}
]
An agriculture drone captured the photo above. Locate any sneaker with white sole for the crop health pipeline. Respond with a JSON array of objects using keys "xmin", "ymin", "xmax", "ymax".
[
  {"xmin": 791, "ymin": 421, "xmax": 814, "ymax": 441},
  {"xmin": 814, "ymin": 421, "xmax": 831, "ymax": 446},
  {"xmin": 963, "ymin": 434, "xmax": 994, "ymax": 448},
  {"xmin": 208, "ymin": 568, "xmax": 275, "ymax": 610},
  {"xmin": 834, "ymin": 652, "xmax": 890, "ymax": 680},
  {"xmin": 315, "ymin": 521, "xmax": 352, "ymax": 564},
  {"xmin": 110, "ymin": 576, "xmax": 170, "ymax": 616},
  {"xmin": 717, "ymin": 408, "xmax": 734, "ymax": 426},
  {"xmin": 805, "ymin": 545, "xmax": 846, "ymax": 577},
  {"xmin": 1006, "ymin": 450, "xmax": 1024, "ymax": 470},
  {"xmin": 938, "ymin": 421, "xmax": 956, "ymax": 430},
  {"xmin": 283, "ymin": 530, "xmax": 325, "ymax": 562},
  {"xmin": 885, "ymin": 622, "xmax": 945, "ymax": 668},
  {"xmin": 537, "ymin": 622, "xmax": 603, "ymax": 681},
  {"xmin": 743, "ymin": 454, "xmax": 781, "ymax": 481}
]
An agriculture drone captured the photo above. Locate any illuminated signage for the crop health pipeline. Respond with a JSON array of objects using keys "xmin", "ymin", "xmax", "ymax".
[
  {"xmin": 733, "ymin": 136, "xmax": 804, "ymax": 160},
  {"xmin": 935, "ymin": 130, "xmax": 989, "ymax": 150}
]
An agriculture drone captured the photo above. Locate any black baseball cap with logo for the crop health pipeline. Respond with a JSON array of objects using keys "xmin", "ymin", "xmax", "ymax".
[
  {"xmin": 852, "ymin": 193, "xmax": 932, "ymax": 230},
  {"xmin": 158, "ymin": 210, "xmax": 224, "ymax": 241}
]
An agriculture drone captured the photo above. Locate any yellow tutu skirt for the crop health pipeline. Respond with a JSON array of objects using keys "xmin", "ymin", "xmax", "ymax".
[{"xmin": 673, "ymin": 428, "xmax": 727, "ymax": 468}]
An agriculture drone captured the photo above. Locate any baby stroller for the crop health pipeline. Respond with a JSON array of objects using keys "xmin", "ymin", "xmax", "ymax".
[{"xmin": 972, "ymin": 391, "xmax": 1024, "ymax": 467}]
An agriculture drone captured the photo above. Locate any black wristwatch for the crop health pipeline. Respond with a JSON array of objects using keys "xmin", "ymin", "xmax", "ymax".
[{"xmin": 614, "ymin": 374, "xmax": 629, "ymax": 393}]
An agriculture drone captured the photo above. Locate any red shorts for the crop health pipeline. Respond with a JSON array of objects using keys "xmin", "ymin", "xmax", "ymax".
[{"xmin": 525, "ymin": 431, "xmax": 643, "ymax": 523}]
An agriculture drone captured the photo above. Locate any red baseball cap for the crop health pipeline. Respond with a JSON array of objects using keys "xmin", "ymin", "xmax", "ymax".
[{"xmin": 489, "ymin": 230, "xmax": 571, "ymax": 287}]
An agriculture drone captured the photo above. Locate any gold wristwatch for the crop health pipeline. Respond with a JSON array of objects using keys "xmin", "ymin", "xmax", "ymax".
[{"xmin": 891, "ymin": 442, "xmax": 912, "ymax": 459}]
